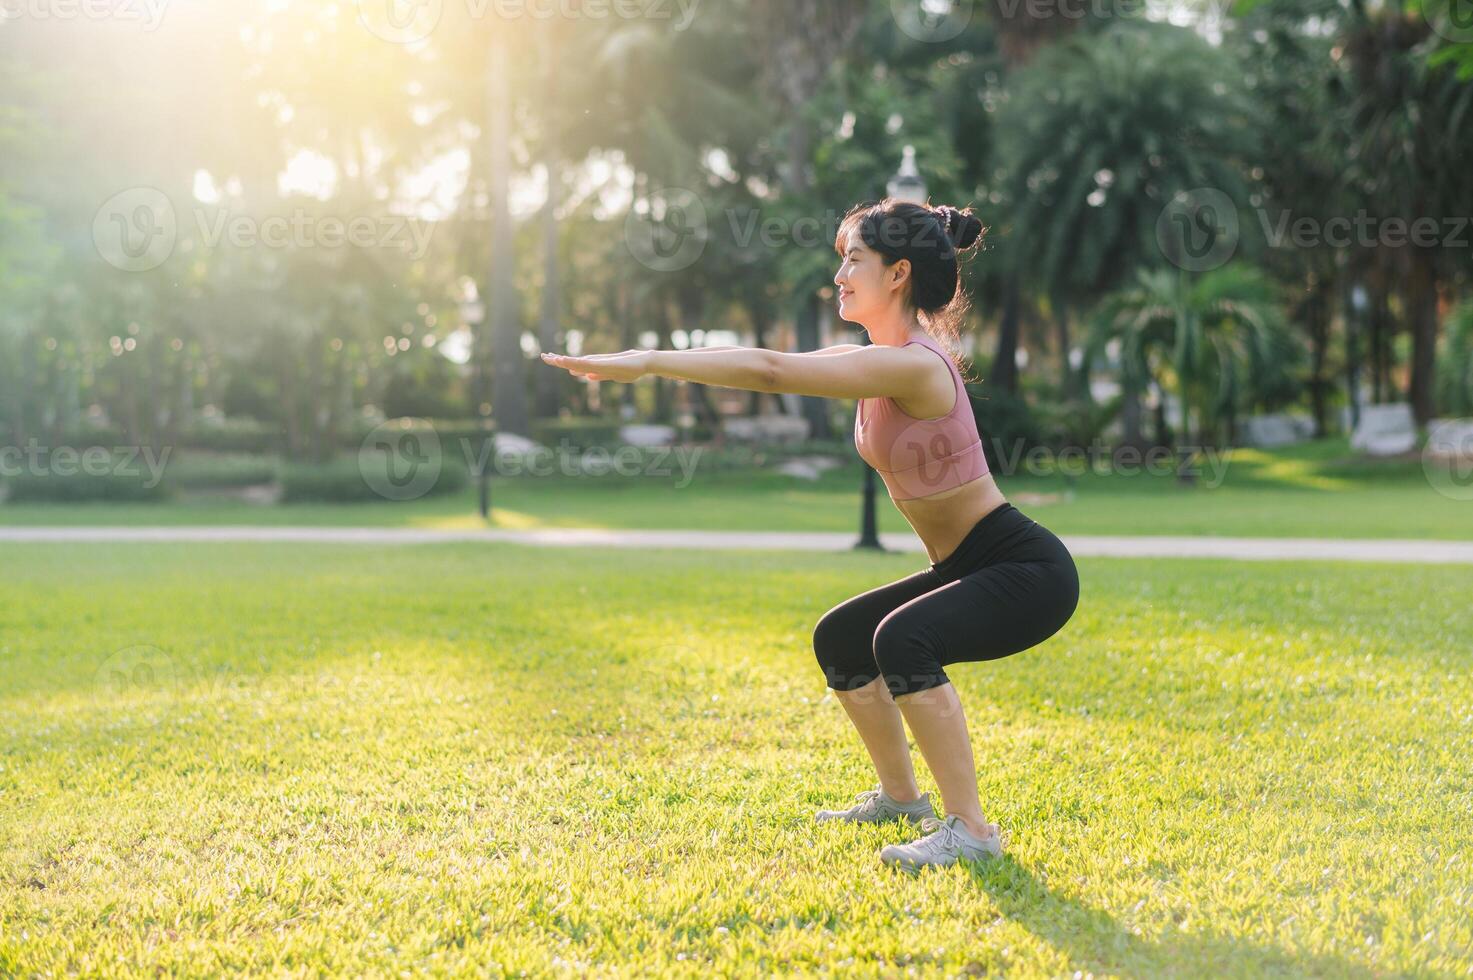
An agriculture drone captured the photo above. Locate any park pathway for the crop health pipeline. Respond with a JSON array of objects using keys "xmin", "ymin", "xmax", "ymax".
[{"xmin": 0, "ymin": 526, "xmax": 1466, "ymax": 563}]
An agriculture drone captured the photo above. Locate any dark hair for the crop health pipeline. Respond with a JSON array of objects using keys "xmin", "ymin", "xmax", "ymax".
[{"xmin": 834, "ymin": 198, "xmax": 986, "ymax": 375}]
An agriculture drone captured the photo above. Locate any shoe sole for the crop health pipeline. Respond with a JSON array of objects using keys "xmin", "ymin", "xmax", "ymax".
[
  {"xmin": 815, "ymin": 808, "xmax": 936, "ymax": 826},
  {"xmin": 881, "ymin": 849, "xmax": 1000, "ymax": 872}
]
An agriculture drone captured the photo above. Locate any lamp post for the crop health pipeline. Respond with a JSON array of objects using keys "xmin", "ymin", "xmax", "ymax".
[
  {"xmin": 855, "ymin": 146, "xmax": 927, "ymax": 552},
  {"xmin": 459, "ymin": 296, "xmax": 496, "ymax": 521}
]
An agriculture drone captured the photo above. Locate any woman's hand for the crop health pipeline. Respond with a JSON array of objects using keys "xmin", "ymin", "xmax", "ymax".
[{"xmin": 539, "ymin": 349, "xmax": 652, "ymax": 384}]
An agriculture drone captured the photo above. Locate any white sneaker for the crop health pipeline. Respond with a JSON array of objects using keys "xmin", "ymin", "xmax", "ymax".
[
  {"xmin": 815, "ymin": 785, "xmax": 936, "ymax": 826},
  {"xmin": 879, "ymin": 814, "xmax": 1003, "ymax": 870}
]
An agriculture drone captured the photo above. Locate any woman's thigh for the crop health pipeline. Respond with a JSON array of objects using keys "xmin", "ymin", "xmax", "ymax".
[
  {"xmin": 881, "ymin": 555, "xmax": 1080, "ymax": 674},
  {"xmin": 812, "ymin": 567, "xmax": 944, "ymax": 691}
]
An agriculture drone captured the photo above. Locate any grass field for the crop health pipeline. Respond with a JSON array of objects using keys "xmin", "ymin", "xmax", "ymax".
[
  {"xmin": 1, "ymin": 437, "xmax": 1468, "ymax": 540},
  {"xmin": 3, "ymin": 542, "xmax": 1471, "ymax": 975}
]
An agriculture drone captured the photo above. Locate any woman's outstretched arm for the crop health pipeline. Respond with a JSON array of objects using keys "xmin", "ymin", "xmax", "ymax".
[
  {"xmin": 542, "ymin": 343, "xmax": 930, "ymax": 401},
  {"xmin": 649, "ymin": 345, "xmax": 934, "ymax": 401}
]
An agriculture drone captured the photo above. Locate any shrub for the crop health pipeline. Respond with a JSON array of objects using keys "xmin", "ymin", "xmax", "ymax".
[
  {"xmin": 530, "ymin": 417, "xmax": 625, "ymax": 452},
  {"xmin": 1031, "ymin": 393, "xmax": 1123, "ymax": 450},
  {"xmin": 167, "ymin": 453, "xmax": 280, "ymax": 489},
  {"xmin": 969, "ymin": 386, "xmax": 1046, "ymax": 473},
  {"xmin": 342, "ymin": 418, "xmax": 495, "ymax": 454},
  {"xmin": 178, "ymin": 419, "xmax": 281, "ymax": 454},
  {"xmin": 3, "ymin": 451, "xmax": 175, "ymax": 503},
  {"xmin": 280, "ymin": 453, "xmax": 469, "ymax": 503}
]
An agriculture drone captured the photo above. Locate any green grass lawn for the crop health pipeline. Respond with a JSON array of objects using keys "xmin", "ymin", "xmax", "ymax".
[
  {"xmin": 1, "ymin": 436, "xmax": 1467, "ymax": 540},
  {"xmin": 3, "ymin": 543, "xmax": 1470, "ymax": 975}
]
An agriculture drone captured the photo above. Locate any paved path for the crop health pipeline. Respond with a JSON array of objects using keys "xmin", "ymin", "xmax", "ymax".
[{"xmin": 0, "ymin": 526, "xmax": 1463, "ymax": 563}]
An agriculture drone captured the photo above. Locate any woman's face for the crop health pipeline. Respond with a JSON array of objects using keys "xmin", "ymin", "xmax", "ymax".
[{"xmin": 834, "ymin": 228, "xmax": 907, "ymax": 328}]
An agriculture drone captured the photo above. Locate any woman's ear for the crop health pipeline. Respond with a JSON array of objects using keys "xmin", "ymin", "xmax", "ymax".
[{"xmin": 889, "ymin": 259, "xmax": 911, "ymax": 292}]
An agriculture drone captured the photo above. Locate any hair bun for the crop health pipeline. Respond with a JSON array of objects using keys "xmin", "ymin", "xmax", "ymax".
[{"xmin": 934, "ymin": 205, "xmax": 984, "ymax": 251}]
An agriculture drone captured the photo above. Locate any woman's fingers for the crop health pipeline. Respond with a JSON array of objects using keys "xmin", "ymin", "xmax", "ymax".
[{"xmin": 540, "ymin": 352, "xmax": 620, "ymax": 382}]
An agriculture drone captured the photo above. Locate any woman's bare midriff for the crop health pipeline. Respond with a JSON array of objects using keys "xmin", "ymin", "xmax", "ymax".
[{"xmin": 894, "ymin": 472, "xmax": 1009, "ymax": 566}]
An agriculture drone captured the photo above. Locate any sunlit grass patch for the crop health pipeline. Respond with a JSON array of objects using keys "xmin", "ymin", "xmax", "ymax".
[{"xmin": 2, "ymin": 544, "xmax": 1470, "ymax": 975}]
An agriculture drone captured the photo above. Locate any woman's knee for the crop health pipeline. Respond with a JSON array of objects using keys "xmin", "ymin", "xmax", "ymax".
[
  {"xmin": 812, "ymin": 607, "xmax": 880, "ymax": 691},
  {"xmin": 871, "ymin": 614, "xmax": 948, "ymax": 698}
]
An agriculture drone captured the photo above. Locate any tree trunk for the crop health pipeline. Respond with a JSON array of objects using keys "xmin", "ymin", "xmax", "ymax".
[
  {"xmin": 1342, "ymin": 270, "xmax": 1364, "ymax": 434},
  {"xmin": 1152, "ymin": 380, "xmax": 1172, "ymax": 448},
  {"xmin": 653, "ymin": 295, "xmax": 675, "ymax": 424},
  {"xmin": 279, "ymin": 337, "xmax": 301, "ymax": 460},
  {"xmin": 988, "ymin": 275, "xmax": 1020, "ymax": 395},
  {"xmin": 1053, "ymin": 292, "xmax": 1074, "ymax": 399},
  {"xmin": 618, "ymin": 280, "xmax": 638, "ymax": 415},
  {"xmin": 688, "ymin": 382, "xmax": 720, "ymax": 428},
  {"xmin": 306, "ymin": 333, "xmax": 325, "ymax": 462},
  {"xmin": 534, "ymin": 155, "xmax": 561, "ymax": 421},
  {"xmin": 794, "ymin": 292, "xmax": 830, "ymax": 438},
  {"xmin": 6, "ymin": 332, "xmax": 29, "ymax": 447},
  {"xmin": 1404, "ymin": 246, "xmax": 1440, "ymax": 426},
  {"xmin": 1119, "ymin": 372, "xmax": 1146, "ymax": 452},
  {"xmin": 1305, "ymin": 275, "xmax": 1331, "ymax": 438},
  {"xmin": 533, "ymin": 32, "xmax": 562, "ymax": 423},
  {"xmin": 1370, "ymin": 280, "xmax": 1390, "ymax": 404},
  {"xmin": 746, "ymin": 297, "xmax": 782, "ymax": 417},
  {"xmin": 782, "ymin": 111, "xmax": 830, "ymax": 439},
  {"xmin": 487, "ymin": 35, "xmax": 530, "ymax": 437}
]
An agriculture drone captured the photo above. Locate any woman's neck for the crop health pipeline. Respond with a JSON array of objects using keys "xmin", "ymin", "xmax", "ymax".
[{"xmin": 866, "ymin": 307, "xmax": 925, "ymax": 347}]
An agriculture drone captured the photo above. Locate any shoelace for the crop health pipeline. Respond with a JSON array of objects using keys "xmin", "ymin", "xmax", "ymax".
[
  {"xmin": 915, "ymin": 816, "xmax": 960, "ymax": 853},
  {"xmin": 849, "ymin": 789, "xmax": 883, "ymax": 816}
]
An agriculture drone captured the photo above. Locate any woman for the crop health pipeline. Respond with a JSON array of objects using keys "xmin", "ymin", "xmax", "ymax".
[{"xmin": 542, "ymin": 199, "xmax": 1080, "ymax": 871}]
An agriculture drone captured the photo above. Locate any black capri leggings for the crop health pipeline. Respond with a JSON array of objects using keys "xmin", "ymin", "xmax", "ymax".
[{"xmin": 813, "ymin": 502, "xmax": 1080, "ymax": 698}]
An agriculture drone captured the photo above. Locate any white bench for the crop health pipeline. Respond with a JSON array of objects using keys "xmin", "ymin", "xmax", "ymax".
[
  {"xmin": 775, "ymin": 456, "xmax": 844, "ymax": 481},
  {"xmin": 619, "ymin": 424, "xmax": 677, "ymax": 447},
  {"xmin": 1242, "ymin": 413, "xmax": 1313, "ymax": 448},
  {"xmin": 720, "ymin": 414, "xmax": 811, "ymax": 445},
  {"xmin": 1350, "ymin": 403, "xmax": 1417, "ymax": 456},
  {"xmin": 1426, "ymin": 418, "xmax": 1473, "ymax": 460}
]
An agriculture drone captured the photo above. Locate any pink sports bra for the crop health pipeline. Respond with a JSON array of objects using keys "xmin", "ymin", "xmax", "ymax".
[{"xmin": 853, "ymin": 333, "xmax": 989, "ymax": 500}]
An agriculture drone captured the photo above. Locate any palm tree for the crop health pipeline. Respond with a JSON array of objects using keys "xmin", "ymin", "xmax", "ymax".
[
  {"xmin": 1231, "ymin": 0, "xmax": 1349, "ymax": 437},
  {"xmin": 1086, "ymin": 264, "xmax": 1299, "ymax": 467},
  {"xmin": 996, "ymin": 20, "xmax": 1254, "ymax": 406},
  {"xmin": 981, "ymin": 0, "xmax": 1085, "ymax": 397},
  {"xmin": 1435, "ymin": 301, "xmax": 1473, "ymax": 417},
  {"xmin": 749, "ymin": 0, "xmax": 868, "ymax": 439},
  {"xmin": 1340, "ymin": 1, "xmax": 1473, "ymax": 426},
  {"xmin": 579, "ymin": 11, "xmax": 768, "ymax": 424}
]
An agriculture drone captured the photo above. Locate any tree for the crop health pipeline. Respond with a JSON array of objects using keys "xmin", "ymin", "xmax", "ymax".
[
  {"xmin": 1340, "ymin": 2, "xmax": 1473, "ymax": 425},
  {"xmin": 749, "ymin": 0, "xmax": 868, "ymax": 439},
  {"xmin": 1086, "ymin": 264, "xmax": 1299, "ymax": 464},
  {"xmin": 996, "ymin": 20, "xmax": 1255, "ymax": 409}
]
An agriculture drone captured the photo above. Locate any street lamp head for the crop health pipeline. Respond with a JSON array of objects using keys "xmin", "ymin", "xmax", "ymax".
[{"xmin": 886, "ymin": 145, "xmax": 927, "ymax": 205}]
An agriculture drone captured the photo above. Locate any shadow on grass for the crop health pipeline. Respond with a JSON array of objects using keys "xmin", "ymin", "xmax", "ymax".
[{"xmin": 963, "ymin": 853, "xmax": 1378, "ymax": 978}]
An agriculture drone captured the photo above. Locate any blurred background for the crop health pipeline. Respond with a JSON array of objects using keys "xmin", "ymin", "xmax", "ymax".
[{"xmin": 1, "ymin": 0, "xmax": 1471, "ymax": 526}]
